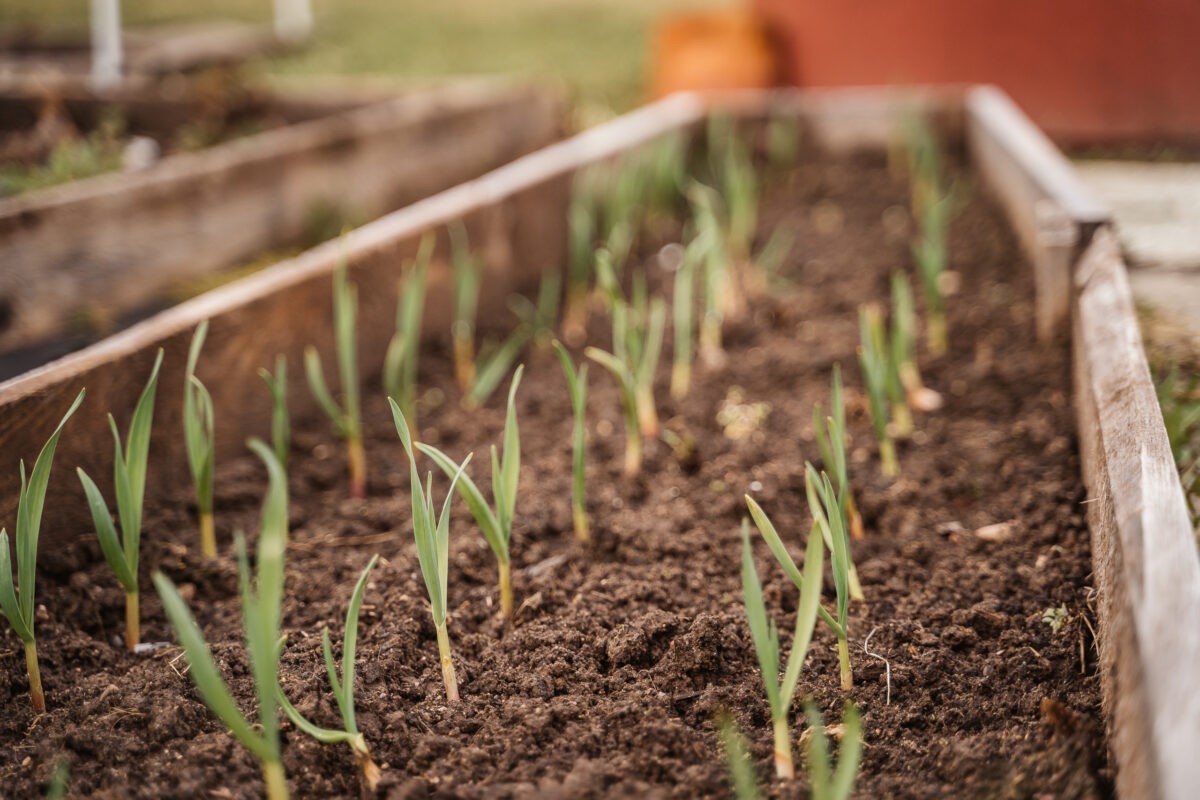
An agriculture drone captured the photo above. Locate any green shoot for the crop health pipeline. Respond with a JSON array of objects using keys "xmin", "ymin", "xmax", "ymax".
[
  {"xmin": 418, "ymin": 367, "xmax": 523, "ymax": 620},
  {"xmin": 586, "ymin": 265, "xmax": 665, "ymax": 477},
  {"xmin": 384, "ymin": 233, "xmax": 433, "ymax": 426},
  {"xmin": 670, "ymin": 233, "xmax": 701, "ymax": 400},
  {"xmin": 912, "ymin": 199, "xmax": 950, "ymax": 359},
  {"xmin": 553, "ymin": 342, "xmax": 590, "ymax": 543},
  {"xmin": 858, "ymin": 304, "xmax": 898, "ymax": 477},
  {"xmin": 277, "ymin": 554, "xmax": 382, "ymax": 792},
  {"xmin": 509, "ymin": 270, "xmax": 562, "ymax": 351},
  {"xmin": 805, "ymin": 464, "xmax": 856, "ymax": 690},
  {"xmin": 465, "ymin": 328, "xmax": 530, "ymax": 410},
  {"xmin": 891, "ymin": 272, "xmax": 943, "ymax": 413},
  {"xmin": 812, "ymin": 365, "xmax": 865, "ymax": 543},
  {"xmin": 450, "ymin": 222, "xmax": 483, "ymax": 394},
  {"xmin": 744, "ymin": 495, "xmax": 847, "ymax": 676},
  {"xmin": 258, "ymin": 356, "xmax": 290, "ymax": 469},
  {"xmin": 390, "ymin": 402, "xmax": 471, "ymax": 701},
  {"xmin": 867, "ymin": 300, "xmax": 913, "ymax": 439},
  {"xmin": 152, "ymin": 440, "xmax": 290, "ymax": 800},
  {"xmin": 715, "ymin": 712, "xmax": 763, "ymax": 800},
  {"xmin": 803, "ymin": 702, "xmax": 863, "ymax": 800},
  {"xmin": 0, "ymin": 389, "xmax": 85, "ymax": 713},
  {"xmin": 184, "ymin": 321, "xmax": 216, "ymax": 557},
  {"xmin": 740, "ymin": 515, "xmax": 825, "ymax": 779},
  {"xmin": 688, "ymin": 182, "xmax": 732, "ymax": 365},
  {"xmin": 78, "ymin": 349, "xmax": 163, "ymax": 652},
  {"xmin": 720, "ymin": 125, "xmax": 759, "ymax": 265},
  {"xmin": 305, "ymin": 261, "xmax": 365, "ymax": 498},
  {"xmin": 563, "ymin": 187, "xmax": 596, "ymax": 344}
]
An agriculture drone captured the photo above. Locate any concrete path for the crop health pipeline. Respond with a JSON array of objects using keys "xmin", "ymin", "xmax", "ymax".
[{"xmin": 1074, "ymin": 161, "xmax": 1200, "ymax": 336}]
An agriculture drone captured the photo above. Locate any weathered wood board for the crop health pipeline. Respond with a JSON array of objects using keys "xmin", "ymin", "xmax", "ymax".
[{"xmin": 0, "ymin": 80, "xmax": 561, "ymax": 357}]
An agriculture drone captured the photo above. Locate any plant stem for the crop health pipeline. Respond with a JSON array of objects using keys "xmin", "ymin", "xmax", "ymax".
[
  {"xmin": 199, "ymin": 510, "xmax": 216, "ymax": 558},
  {"xmin": 670, "ymin": 361, "xmax": 691, "ymax": 401},
  {"xmin": 891, "ymin": 401, "xmax": 914, "ymax": 440},
  {"xmin": 125, "ymin": 591, "xmax": 139, "ymax": 652},
  {"xmin": 435, "ymin": 621, "xmax": 460, "ymax": 703},
  {"xmin": 928, "ymin": 311, "xmax": 947, "ymax": 359},
  {"xmin": 623, "ymin": 426, "xmax": 642, "ymax": 478},
  {"xmin": 453, "ymin": 335, "xmax": 475, "ymax": 394},
  {"xmin": 573, "ymin": 500, "xmax": 590, "ymax": 543},
  {"xmin": 838, "ymin": 636, "xmax": 853, "ymax": 691},
  {"xmin": 771, "ymin": 716, "xmax": 794, "ymax": 779},
  {"xmin": 879, "ymin": 437, "xmax": 898, "ymax": 478},
  {"xmin": 699, "ymin": 318, "xmax": 724, "ymax": 367},
  {"xmin": 262, "ymin": 759, "xmax": 289, "ymax": 800},
  {"xmin": 846, "ymin": 492, "xmax": 865, "ymax": 541},
  {"xmin": 848, "ymin": 564, "xmax": 865, "ymax": 603},
  {"xmin": 347, "ymin": 436, "xmax": 366, "ymax": 499},
  {"xmin": 498, "ymin": 560, "xmax": 513, "ymax": 621},
  {"xmin": 352, "ymin": 734, "xmax": 382, "ymax": 793},
  {"xmin": 635, "ymin": 383, "xmax": 659, "ymax": 439},
  {"xmin": 25, "ymin": 640, "xmax": 45, "ymax": 713}
]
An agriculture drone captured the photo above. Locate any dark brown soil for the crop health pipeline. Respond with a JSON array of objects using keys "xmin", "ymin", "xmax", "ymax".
[{"xmin": 0, "ymin": 152, "xmax": 1111, "ymax": 798}]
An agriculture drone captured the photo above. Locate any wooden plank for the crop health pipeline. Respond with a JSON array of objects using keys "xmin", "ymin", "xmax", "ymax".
[
  {"xmin": 0, "ymin": 91, "xmax": 705, "ymax": 551},
  {"xmin": 0, "ymin": 80, "xmax": 561, "ymax": 356},
  {"xmin": 966, "ymin": 84, "xmax": 1110, "ymax": 341},
  {"xmin": 1073, "ymin": 226, "xmax": 1200, "ymax": 800}
]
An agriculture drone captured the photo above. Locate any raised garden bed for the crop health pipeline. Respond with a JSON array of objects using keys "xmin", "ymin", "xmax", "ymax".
[
  {"xmin": 0, "ymin": 78, "xmax": 562, "ymax": 377},
  {"xmin": 0, "ymin": 87, "xmax": 1196, "ymax": 798}
]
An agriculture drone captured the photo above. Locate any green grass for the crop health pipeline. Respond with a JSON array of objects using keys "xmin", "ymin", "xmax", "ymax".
[{"xmin": 1, "ymin": 0, "xmax": 718, "ymax": 113}]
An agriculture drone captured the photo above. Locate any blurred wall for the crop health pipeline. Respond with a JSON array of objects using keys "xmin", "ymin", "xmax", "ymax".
[{"xmin": 754, "ymin": 0, "xmax": 1200, "ymax": 142}]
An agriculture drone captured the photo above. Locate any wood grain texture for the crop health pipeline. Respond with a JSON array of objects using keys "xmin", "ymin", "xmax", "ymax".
[
  {"xmin": 1073, "ymin": 227, "xmax": 1200, "ymax": 800},
  {"xmin": 0, "ymin": 80, "xmax": 560, "ymax": 354},
  {"xmin": 966, "ymin": 84, "xmax": 1110, "ymax": 341},
  {"xmin": 0, "ymin": 91, "xmax": 705, "ymax": 552}
]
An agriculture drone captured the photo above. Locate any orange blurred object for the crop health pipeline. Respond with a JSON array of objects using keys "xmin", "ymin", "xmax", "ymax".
[{"xmin": 649, "ymin": 8, "xmax": 778, "ymax": 99}]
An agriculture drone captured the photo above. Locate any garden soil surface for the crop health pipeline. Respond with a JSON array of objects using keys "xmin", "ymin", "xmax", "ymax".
[{"xmin": 0, "ymin": 152, "xmax": 1111, "ymax": 798}]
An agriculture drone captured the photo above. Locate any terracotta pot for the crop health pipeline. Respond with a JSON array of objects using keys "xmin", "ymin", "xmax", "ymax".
[
  {"xmin": 754, "ymin": 0, "xmax": 1200, "ymax": 142},
  {"xmin": 649, "ymin": 8, "xmax": 777, "ymax": 99}
]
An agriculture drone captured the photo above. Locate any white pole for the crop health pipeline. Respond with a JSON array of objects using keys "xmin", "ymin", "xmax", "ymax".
[
  {"xmin": 90, "ymin": 0, "xmax": 122, "ymax": 91},
  {"xmin": 273, "ymin": 0, "xmax": 313, "ymax": 44}
]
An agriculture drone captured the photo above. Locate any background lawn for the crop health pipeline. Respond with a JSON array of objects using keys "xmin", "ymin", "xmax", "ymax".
[{"xmin": 0, "ymin": 0, "xmax": 720, "ymax": 114}]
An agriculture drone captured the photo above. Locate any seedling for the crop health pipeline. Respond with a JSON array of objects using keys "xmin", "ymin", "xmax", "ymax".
[
  {"xmin": 716, "ymin": 712, "xmax": 763, "ymax": 800},
  {"xmin": 767, "ymin": 113, "xmax": 801, "ymax": 175},
  {"xmin": 384, "ymin": 233, "xmax": 433, "ymax": 426},
  {"xmin": 78, "ymin": 349, "xmax": 163, "ymax": 651},
  {"xmin": 554, "ymin": 342, "xmax": 590, "ymax": 542},
  {"xmin": 465, "ymin": 329, "xmax": 530, "ymax": 410},
  {"xmin": 258, "ymin": 356, "xmax": 290, "ymax": 469},
  {"xmin": 563, "ymin": 187, "xmax": 596, "ymax": 344},
  {"xmin": 586, "ymin": 268, "xmax": 665, "ymax": 478},
  {"xmin": 509, "ymin": 270, "xmax": 562, "ymax": 351},
  {"xmin": 0, "ymin": 389, "xmax": 85, "ymax": 712},
  {"xmin": 305, "ymin": 261, "xmax": 366, "ymax": 498},
  {"xmin": 277, "ymin": 554, "xmax": 382, "ymax": 792},
  {"xmin": 670, "ymin": 231, "xmax": 701, "ymax": 400},
  {"xmin": 745, "ymin": 488, "xmax": 854, "ymax": 691},
  {"xmin": 153, "ymin": 441, "xmax": 290, "ymax": 799},
  {"xmin": 812, "ymin": 365, "xmax": 864, "ymax": 542},
  {"xmin": 865, "ymin": 302, "xmax": 913, "ymax": 439},
  {"xmin": 450, "ymin": 222, "xmax": 482, "ymax": 394},
  {"xmin": 719, "ymin": 123, "xmax": 759, "ymax": 265},
  {"xmin": 912, "ymin": 200, "xmax": 951, "ymax": 359},
  {"xmin": 418, "ymin": 368, "xmax": 523, "ymax": 620},
  {"xmin": 890, "ymin": 272, "xmax": 943, "ymax": 412},
  {"xmin": 803, "ymin": 702, "xmax": 863, "ymax": 800},
  {"xmin": 589, "ymin": 255, "xmax": 666, "ymax": 441},
  {"xmin": 858, "ymin": 304, "xmax": 899, "ymax": 477},
  {"xmin": 184, "ymin": 321, "xmax": 216, "ymax": 556},
  {"xmin": 805, "ymin": 465, "xmax": 856, "ymax": 690},
  {"xmin": 688, "ymin": 182, "xmax": 733, "ymax": 363},
  {"xmin": 740, "ymin": 516, "xmax": 825, "ymax": 779},
  {"xmin": 390, "ymin": 402, "xmax": 470, "ymax": 701},
  {"xmin": 1042, "ymin": 604, "xmax": 1069, "ymax": 633}
]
